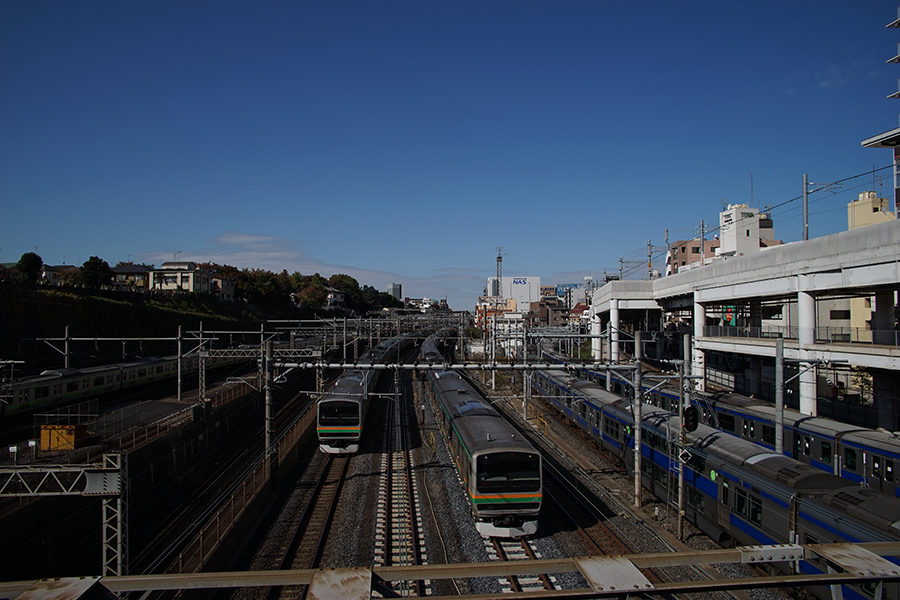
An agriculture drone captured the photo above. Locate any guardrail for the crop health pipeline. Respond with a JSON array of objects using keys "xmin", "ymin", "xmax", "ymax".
[{"xmin": 703, "ymin": 326, "xmax": 900, "ymax": 347}]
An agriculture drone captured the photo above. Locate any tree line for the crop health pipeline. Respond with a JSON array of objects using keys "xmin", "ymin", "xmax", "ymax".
[{"xmin": 11, "ymin": 252, "xmax": 403, "ymax": 313}]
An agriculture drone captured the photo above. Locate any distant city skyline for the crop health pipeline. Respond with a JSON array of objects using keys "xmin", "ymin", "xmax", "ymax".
[{"xmin": 3, "ymin": 2, "xmax": 898, "ymax": 311}]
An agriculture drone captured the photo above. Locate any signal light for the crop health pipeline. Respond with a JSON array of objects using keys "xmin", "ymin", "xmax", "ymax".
[{"xmin": 684, "ymin": 405, "xmax": 699, "ymax": 432}]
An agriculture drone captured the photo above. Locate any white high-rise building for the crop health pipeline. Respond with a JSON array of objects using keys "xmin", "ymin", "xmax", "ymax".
[
  {"xmin": 485, "ymin": 276, "xmax": 541, "ymax": 312},
  {"xmin": 719, "ymin": 204, "xmax": 764, "ymax": 257}
]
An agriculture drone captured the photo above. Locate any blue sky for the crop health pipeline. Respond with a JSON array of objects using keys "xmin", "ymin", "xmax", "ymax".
[{"xmin": 2, "ymin": 1, "xmax": 897, "ymax": 310}]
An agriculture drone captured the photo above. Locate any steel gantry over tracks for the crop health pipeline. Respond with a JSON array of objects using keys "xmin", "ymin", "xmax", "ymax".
[{"xmin": 0, "ymin": 453, "xmax": 128, "ymax": 577}]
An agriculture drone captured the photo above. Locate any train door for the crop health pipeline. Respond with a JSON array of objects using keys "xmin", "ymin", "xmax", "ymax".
[
  {"xmin": 867, "ymin": 454, "xmax": 896, "ymax": 495},
  {"xmin": 741, "ymin": 419, "xmax": 756, "ymax": 443},
  {"xmin": 718, "ymin": 478, "xmax": 735, "ymax": 546},
  {"xmin": 839, "ymin": 446, "xmax": 864, "ymax": 484}
]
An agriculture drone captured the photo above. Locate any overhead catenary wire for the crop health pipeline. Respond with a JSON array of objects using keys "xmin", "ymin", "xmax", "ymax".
[{"xmin": 617, "ymin": 163, "xmax": 894, "ymax": 280}]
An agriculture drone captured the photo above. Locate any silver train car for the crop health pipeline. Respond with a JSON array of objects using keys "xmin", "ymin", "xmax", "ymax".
[
  {"xmin": 1, "ymin": 353, "xmax": 248, "ymax": 419},
  {"xmin": 532, "ymin": 369, "xmax": 900, "ymax": 600},
  {"xmin": 316, "ymin": 334, "xmax": 417, "ymax": 454},
  {"xmin": 421, "ymin": 335, "xmax": 542, "ymax": 537}
]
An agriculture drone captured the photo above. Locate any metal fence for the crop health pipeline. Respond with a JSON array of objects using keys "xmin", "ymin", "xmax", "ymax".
[{"xmin": 703, "ymin": 325, "xmax": 900, "ymax": 347}]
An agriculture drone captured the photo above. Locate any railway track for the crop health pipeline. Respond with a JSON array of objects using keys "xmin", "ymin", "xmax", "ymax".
[
  {"xmin": 265, "ymin": 454, "xmax": 350, "ymax": 600},
  {"xmin": 133, "ymin": 385, "xmax": 315, "ymax": 573},
  {"xmin": 374, "ymin": 369, "xmax": 428, "ymax": 597},
  {"xmin": 486, "ymin": 536, "xmax": 557, "ymax": 593},
  {"xmin": 498, "ymin": 386, "xmax": 760, "ymax": 600}
]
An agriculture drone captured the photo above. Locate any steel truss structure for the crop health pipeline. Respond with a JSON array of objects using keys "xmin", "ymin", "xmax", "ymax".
[{"xmin": 0, "ymin": 453, "xmax": 127, "ymax": 577}]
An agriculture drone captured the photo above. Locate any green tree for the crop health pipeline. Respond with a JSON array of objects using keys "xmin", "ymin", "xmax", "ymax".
[
  {"xmin": 360, "ymin": 284, "xmax": 403, "ymax": 311},
  {"xmin": 16, "ymin": 252, "xmax": 43, "ymax": 284},
  {"xmin": 58, "ymin": 267, "xmax": 83, "ymax": 287},
  {"xmin": 329, "ymin": 274, "xmax": 364, "ymax": 311},
  {"xmin": 295, "ymin": 284, "xmax": 327, "ymax": 308},
  {"xmin": 81, "ymin": 256, "xmax": 114, "ymax": 289}
]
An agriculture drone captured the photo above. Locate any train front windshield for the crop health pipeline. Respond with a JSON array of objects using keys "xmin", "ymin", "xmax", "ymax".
[
  {"xmin": 318, "ymin": 400, "xmax": 359, "ymax": 426},
  {"xmin": 476, "ymin": 452, "xmax": 541, "ymax": 493}
]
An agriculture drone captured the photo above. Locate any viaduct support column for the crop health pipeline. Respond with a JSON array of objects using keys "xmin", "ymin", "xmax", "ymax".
[
  {"xmin": 798, "ymin": 283, "xmax": 817, "ymax": 416},
  {"xmin": 591, "ymin": 313, "xmax": 603, "ymax": 361},
  {"xmin": 610, "ymin": 299, "xmax": 620, "ymax": 363},
  {"xmin": 693, "ymin": 298, "xmax": 706, "ymax": 393},
  {"xmin": 874, "ymin": 290, "xmax": 899, "ymax": 428}
]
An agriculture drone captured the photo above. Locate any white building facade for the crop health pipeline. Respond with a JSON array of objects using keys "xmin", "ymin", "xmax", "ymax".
[{"xmin": 486, "ymin": 276, "xmax": 541, "ymax": 312}]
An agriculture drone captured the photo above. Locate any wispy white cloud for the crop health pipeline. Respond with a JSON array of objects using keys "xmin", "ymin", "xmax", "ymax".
[{"xmin": 818, "ymin": 65, "xmax": 849, "ymax": 89}]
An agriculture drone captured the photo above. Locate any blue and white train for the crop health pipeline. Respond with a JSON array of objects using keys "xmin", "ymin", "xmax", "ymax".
[
  {"xmin": 541, "ymin": 347, "xmax": 900, "ymax": 498},
  {"xmin": 531, "ymin": 368, "xmax": 900, "ymax": 600}
]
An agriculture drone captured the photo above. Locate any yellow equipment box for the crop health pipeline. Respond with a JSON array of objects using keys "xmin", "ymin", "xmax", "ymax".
[{"xmin": 40, "ymin": 424, "xmax": 88, "ymax": 451}]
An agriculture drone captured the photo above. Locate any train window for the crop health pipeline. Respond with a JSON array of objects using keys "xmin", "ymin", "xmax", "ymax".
[
  {"xmin": 873, "ymin": 456, "xmax": 882, "ymax": 479},
  {"xmin": 156, "ymin": 366, "xmax": 164, "ymax": 374},
  {"xmin": 319, "ymin": 401, "xmax": 359, "ymax": 426},
  {"xmin": 803, "ymin": 437, "xmax": 811, "ymax": 456},
  {"xmin": 687, "ymin": 487, "xmax": 704, "ymax": 512},
  {"xmin": 721, "ymin": 481, "xmax": 730, "ymax": 506},
  {"xmin": 742, "ymin": 421, "xmax": 755, "ymax": 438},
  {"xmin": 735, "ymin": 488, "xmax": 748, "ymax": 518},
  {"xmin": 603, "ymin": 418, "xmax": 620, "ymax": 439},
  {"xmin": 762, "ymin": 426, "xmax": 775, "ymax": 445},
  {"xmin": 67, "ymin": 382, "xmax": 79, "ymax": 393},
  {"xmin": 749, "ymin": 496, "xmax": 762, "ymax": 525},
  {"xmin": 35, "ymin": 386, "xmax": 50, "ymax": 399},
  {"xmin": 794, "ymin": 435, "xmax": 802, "ymax": 456},
  {"xmin": 887, "ymin": 460, "xmax": 894, "ymax": 483},
  {"xmin": 476, "ymin": 453, "xmax": 540, "ymax": 493},
  {"xmin": 748, "ymin": 422, "xmax": 755, "ymax": 438},
  {"xmin": 578, "ymin": 402, "xmax": 586, "ymax": 419},
  {"xmin": 719, "ymin": 414, "xmax": 735, "ymax": 432},
  {"xmin": 93, "ymin": 376, "xmax": 104, "ymax": 386},
  {"xmin": 137, "ymin": 368, "xmax": 147, "ymax": 378},
  {"xmin": 821, "ymin": 442, "xmax": 832, "ymax": 465},
  {"xmin": 688, "ymin": 453, "xmax": 706, "ymax": 473},
  {"xmin": 845, "ymin": 449, "xmax": 858, "ymax": 471},
  {"xmin": 653, "ymin": 464, "xmax": 669, "ymax": 488}
]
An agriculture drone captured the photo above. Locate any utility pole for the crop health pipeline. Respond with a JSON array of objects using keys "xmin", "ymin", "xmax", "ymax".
[
  {"xmin": 634, "ymin": 331, "xmax": 642, "ymax": 508},
  {"xmin": 775, "ymin": 337, "xmax": 784, "ymax": 455},
  {"xmin": 265, "ymin": 340, "xmax": 276, "ymax": 486},
  {"xmin": 802, "ymin": 174, "xmax": 843, "ymax": 241},
  {"xmin": 802, "ymin": 174, "xmax": 809, "ymax": 241},
  {"xmin": 677, "ymin": 333, "xmax": 691, "ymax": 539}
]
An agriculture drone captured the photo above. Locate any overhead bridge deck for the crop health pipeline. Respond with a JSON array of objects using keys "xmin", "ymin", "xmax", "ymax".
[{"xmin": 4, "ymin": 543, "xmax": 899, "ymax": 600}]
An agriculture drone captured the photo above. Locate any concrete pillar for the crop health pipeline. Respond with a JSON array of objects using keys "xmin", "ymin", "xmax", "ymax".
[
  {"xmin": 873, "ymin": 290, "xmax": 895, "ymax": 345},
  {"xmin": 611, "ymin": 299, "xmax": 620, "ymax": 363},
  {"xmin": 591, "ymin": 313, "xmax": 603, "ymax": 361},
  {"xmin": 874, "ymin": 368, "xmax": 900, "ymax": 431},
  {"xmin": 798, "ymin": 285, "xmax": 817, "ymax": 416},
  {"xmin": 693, "ymin": 299, "xmax": 706, "ymax": 393}
]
